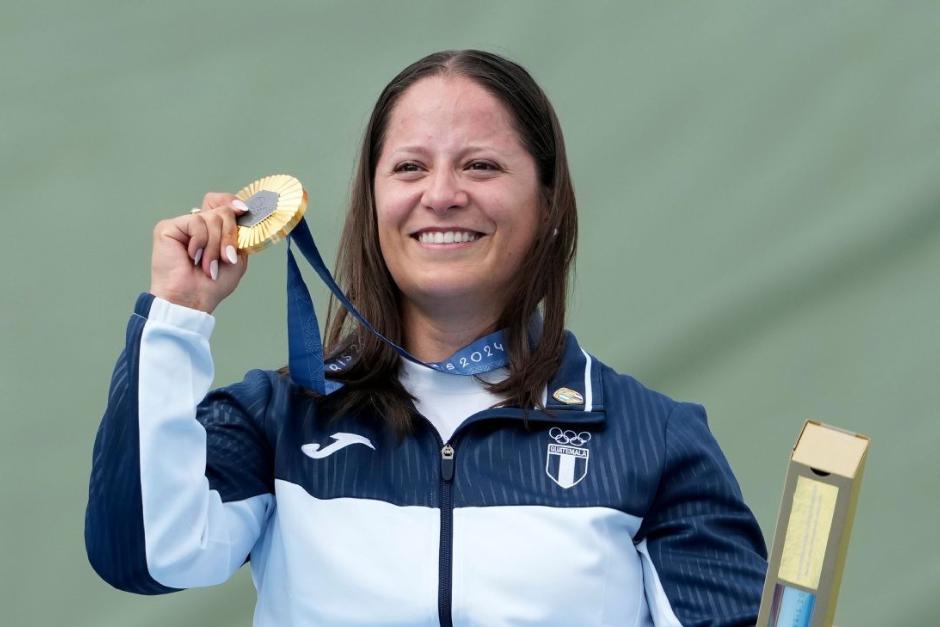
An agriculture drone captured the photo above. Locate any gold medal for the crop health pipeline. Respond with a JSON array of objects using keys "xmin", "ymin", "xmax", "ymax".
[{"xmin": 234, "ymin": 174, "xmax": 308, "ymax": 254}]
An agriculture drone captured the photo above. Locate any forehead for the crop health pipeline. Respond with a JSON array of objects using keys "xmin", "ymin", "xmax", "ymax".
[{"xmin": 384, "ymin": 75, "xmax": 522, "ymax": 150}]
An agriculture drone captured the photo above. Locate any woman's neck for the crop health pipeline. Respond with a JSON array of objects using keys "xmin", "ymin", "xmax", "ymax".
[{"xmin": 401, "ymin": 299, "xmax": 501, "ymax": 363}]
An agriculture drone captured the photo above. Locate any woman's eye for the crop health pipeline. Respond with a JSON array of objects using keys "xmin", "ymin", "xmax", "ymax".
[
  {"xmin": 394, "ymin": 162, "xmax": 422, "ymax": 173},
  {"xmin": 468, "ymin": 161, "xmax": 499, "ymax": 172}
]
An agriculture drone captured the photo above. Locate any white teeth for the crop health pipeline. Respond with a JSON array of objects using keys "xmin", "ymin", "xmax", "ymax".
[{"xmin": 417, "ymin": 231, "xmax": 480, "ymax": 244}]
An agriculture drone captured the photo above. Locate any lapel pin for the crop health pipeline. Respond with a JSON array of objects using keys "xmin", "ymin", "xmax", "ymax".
[{"xmin": 552, "ymin": 387, "xmax": 584, "ymax": 405}]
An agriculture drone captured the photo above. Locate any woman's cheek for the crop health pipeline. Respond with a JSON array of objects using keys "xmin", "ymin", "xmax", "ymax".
[{"xmin": 376, "ymin": 188, "xmax": 419, "ymax": 227}]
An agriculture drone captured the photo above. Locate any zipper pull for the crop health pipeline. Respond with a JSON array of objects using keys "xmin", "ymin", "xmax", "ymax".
[{"xmin": 441, "ymin": 443, "xmax": 455, "ymax": 482}]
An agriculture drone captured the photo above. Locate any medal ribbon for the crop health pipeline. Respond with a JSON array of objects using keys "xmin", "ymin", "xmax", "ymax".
[{"xmin": 286, "ymin": 217, "xmax": 509, "ymax": 395}]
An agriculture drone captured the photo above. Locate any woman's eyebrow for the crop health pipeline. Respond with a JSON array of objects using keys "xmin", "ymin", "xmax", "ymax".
[
  {"xmin": 387, "ymin": 144, "xmax": 513, "ymax": 159},
  {"xmin": 388, "ymin": 145, "xmax": 429, "ymax": 156},
  {"xmin": 461, "ymin": 144, "xmax": 510, "ymax": 156}
]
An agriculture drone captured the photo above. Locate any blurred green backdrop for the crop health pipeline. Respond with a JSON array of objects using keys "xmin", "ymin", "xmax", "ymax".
[{"xmin": 2, "ymin": 1, "xmax": 938, "ymax": 625}]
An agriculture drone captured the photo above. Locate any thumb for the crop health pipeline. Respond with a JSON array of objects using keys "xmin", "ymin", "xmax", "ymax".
[{"xmin": 232, "ymin": 199, "xmax": 250, "ymax": 214}]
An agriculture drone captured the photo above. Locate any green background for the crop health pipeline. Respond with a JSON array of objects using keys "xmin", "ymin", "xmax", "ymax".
[{"xmin": 2, "ymin": 1, "xmax": 938, "ymax": 625}]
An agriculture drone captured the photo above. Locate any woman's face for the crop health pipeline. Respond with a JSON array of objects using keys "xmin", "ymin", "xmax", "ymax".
[{"xmin": 374, "ymin": 75, "xmax": 542, "ymax": 319}]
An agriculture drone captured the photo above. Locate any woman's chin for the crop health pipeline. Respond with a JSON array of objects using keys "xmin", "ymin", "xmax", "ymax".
[{"xmin": 403, "ymin": 281, "xmax": 504, "ymax": 316}]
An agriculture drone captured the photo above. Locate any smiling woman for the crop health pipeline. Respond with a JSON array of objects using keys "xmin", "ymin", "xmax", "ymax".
[
  {"xmin": 375, "ymin": 72, "xmax": 541, "ymax": 318},
  {"xmin": 324, "ymin": 51, "xmax": 577, "ymax": 436},
  {"xmin": 86, "ymin": 49, "xmax": 768, "ymax": 626},
  {"xmin": 375, "ymin": 75, "xmax": 542, "ymax": 350}
]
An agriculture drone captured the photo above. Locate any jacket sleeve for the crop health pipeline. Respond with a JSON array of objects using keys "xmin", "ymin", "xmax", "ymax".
[
  {"xmin": 85, "ymin": 293, "xmax": 275, "ymax": 593},
  {"xmin": 635, "ymin": 402, "xmax": 768, "ymax": 627}
]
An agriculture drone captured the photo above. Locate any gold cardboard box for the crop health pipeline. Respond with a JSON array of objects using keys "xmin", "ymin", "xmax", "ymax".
[{"xmin": 757, "ymin": 421, "xmax": 870, "ymax": 627}]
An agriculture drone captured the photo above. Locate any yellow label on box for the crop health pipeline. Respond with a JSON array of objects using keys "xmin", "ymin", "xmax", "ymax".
[{"xmin": 778, "ymin": 476, "xmax": 838, "ymax": 589}]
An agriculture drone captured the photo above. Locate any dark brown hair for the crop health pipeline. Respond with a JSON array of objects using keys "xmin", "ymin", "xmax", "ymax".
[{"xmin": 321, "ymin": 49, "xmax": 578, "ymax": 434}]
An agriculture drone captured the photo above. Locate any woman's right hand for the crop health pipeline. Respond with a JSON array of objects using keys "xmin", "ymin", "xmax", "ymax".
[{"xmin": 149, "ymin": 193, "xmax": 250, "ymax": 314}]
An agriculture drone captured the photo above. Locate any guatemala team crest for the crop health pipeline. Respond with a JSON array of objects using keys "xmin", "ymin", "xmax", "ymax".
[{"xmin": 545, "ymin": 427, "xmax": 591, "ymax": 489}]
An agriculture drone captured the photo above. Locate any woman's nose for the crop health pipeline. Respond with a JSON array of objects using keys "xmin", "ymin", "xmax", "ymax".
[{"xmin": 421, "ymin": 168, "xmax": 468, "ymax": 214}]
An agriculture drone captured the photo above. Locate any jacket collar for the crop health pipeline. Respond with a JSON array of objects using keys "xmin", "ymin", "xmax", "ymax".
[
  {"xmin": 543, "ymin": 330, "xmax": 604, "ymax": 414},
  {"xmin": 324, "ymin": 329, "xmax": 606, "ymax": 426},
  {"xmin": 463, "ymin": 330, "xmax": 606, "ymax": 428}
]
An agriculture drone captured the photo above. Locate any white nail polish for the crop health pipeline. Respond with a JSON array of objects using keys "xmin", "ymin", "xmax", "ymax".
[
  {"xmin": 232, "ymin": 199, "xmax": 249, "ymax": 212},
  {"xmin": 210, "ymin": 259, "xmax": 219, "ymax": 281},
  {"xmin": 225, "ymin": 245, "xmax": 238, "ymax": 264},
  {"xmin": 193, "ymin": 248, "xmax": 203, "ymax": 266}
]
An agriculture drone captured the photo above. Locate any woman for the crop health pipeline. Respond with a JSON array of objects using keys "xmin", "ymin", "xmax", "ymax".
[{"xmin": 86, "ymin": 50, "xmax": 767, "ymax": 626}]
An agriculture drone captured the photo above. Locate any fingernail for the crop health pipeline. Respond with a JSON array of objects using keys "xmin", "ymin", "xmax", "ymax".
[
  {"xmin": 232, "ymin": 199, "xmax": 249, "ymax": 212},
  {"xmin": 193, "ymin": 248, "xmax": 203, "ymax": 266},
  {"xmin": 225, "ymin": 245, "xmax": 238, "ymax": 264},
  {"xmin": 210, "ymin": 259, "xmax": 219, "ymax": 281}
]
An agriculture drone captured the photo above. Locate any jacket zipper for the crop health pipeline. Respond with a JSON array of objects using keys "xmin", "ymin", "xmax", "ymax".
[
  {"xmin": 426, "ymin": 408, "xmax": 603, "ymax": 627},
  {"xmin": 438, "ymin": 441, "xmax": 456, "ymax": 627}
]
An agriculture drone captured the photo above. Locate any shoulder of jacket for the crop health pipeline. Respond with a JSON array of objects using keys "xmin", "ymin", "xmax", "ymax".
[{"xmin": 586, "ymin": 352, "xmax": 696, "ymax": 426}]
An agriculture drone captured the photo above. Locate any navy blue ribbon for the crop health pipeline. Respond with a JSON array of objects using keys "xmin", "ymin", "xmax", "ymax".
[{"xmin": 286, "ymin": 218, "xmax": 508, "ymax": 394}]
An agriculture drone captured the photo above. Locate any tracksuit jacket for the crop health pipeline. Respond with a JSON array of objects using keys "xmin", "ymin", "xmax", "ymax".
[{"xmin": 85, "ymin": 293, "xmax": 768, "ymax": 626}]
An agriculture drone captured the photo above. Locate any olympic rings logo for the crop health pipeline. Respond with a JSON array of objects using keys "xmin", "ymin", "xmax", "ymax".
[{"xmin": 549, "ymin": 427, "xmax": 592, "ymax": 447}]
